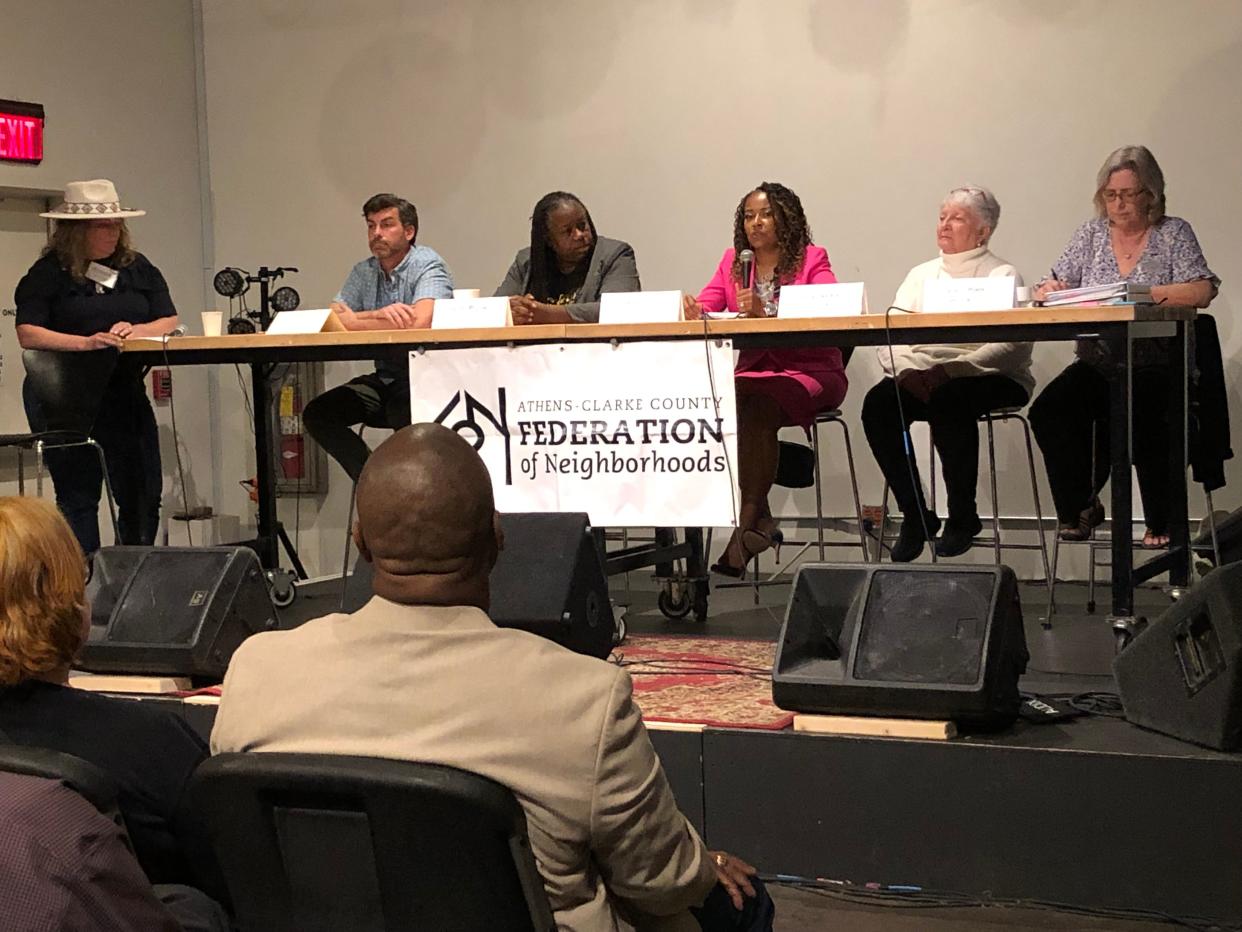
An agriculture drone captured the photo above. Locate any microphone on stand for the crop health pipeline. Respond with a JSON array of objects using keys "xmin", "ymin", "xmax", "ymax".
[{"xmin": 166, "ymin": 325, "xmax": 187, "ymax": 338}]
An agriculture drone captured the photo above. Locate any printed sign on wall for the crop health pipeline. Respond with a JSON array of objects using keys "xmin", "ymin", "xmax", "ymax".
[{"xmin": 409, "ymin": 341, "xmax": 739, "ymax": 526}]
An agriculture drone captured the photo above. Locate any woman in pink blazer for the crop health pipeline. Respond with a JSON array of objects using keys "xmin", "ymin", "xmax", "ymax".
[{"xmin": 684, "ymin": 182, "xmax": 847, "ymax": 576}]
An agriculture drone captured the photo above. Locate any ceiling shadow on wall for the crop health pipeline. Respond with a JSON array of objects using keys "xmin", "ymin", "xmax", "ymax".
[
  {"xmin": 807, "ymin": 0, "xmax": 910, "ymax": 71},
  {"xmin": 671, "ymin": 0, "xmax": 739, "ymax": 26},
  {"xmin": 316, "ymin": 31, "xmax": 486, "ymax": 207},
  {"xmin": 467, "ymin": 0, "xmax": 619, "ymax": 117},
  {"xmin": 971, "ymin": 0, "xmax": 1085, "ymax": 25},
  {"xmin": 251, "ymin": 0, "xmax": 406, "ymax": 29}
]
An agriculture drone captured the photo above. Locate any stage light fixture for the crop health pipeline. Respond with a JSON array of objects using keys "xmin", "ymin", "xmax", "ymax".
[
  {"xmin": 271, "ymin": 286, "xmax": 300, "ymax": 313},
  {"xmin": 213, "ymin": 267, "xmax": 249, "ymax": 298}
]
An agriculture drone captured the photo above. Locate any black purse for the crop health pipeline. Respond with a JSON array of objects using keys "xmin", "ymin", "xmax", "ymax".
[{"xmin": 775, "ymin": 441, "xmax": 815, "ymax": 488}]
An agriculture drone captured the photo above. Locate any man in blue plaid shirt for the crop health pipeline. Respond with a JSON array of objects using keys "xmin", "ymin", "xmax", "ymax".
[{"xmin": 303, "ymin": 193, "xmax": 454, "ymax": 480}]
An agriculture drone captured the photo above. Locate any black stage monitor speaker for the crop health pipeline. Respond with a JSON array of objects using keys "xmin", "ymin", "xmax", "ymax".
[
  {"xmin": 78, "ymin": 546, "xmax": 278, "ymax": 679},
  {"xmin": 343, "ymin": 513, "xmax": 614, "ymax": 659},
  {"xmin": 1114, "ymin": 561, "xmax": 1242, "ymax": 750},
  {"xmin": 490, "ymin": 513, "xmax": 614, "ymax": 659},
  {"xmin": 772, "ymin": 563, "xmax": 1029, "ymax": 727}
]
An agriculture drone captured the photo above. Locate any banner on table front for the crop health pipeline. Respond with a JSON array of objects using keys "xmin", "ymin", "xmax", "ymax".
[{"xmin": 409, "ymin": 341, "xmax": 738, "ymax": 526}]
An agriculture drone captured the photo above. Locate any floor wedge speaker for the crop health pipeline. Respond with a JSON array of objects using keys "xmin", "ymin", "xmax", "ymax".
[
  {"xmin": 1114, "ymin": 562, "xmax": 1242, "ymax": 750},
  {"xmin": 490, "ymin": 513, "xmax": 615, "ymax": 659},
  {"xmin": 773, "ymin": 563, "xmax": 1029, "ymax": 728},
  {"xmin": 78, "ymin": 546, "xmax": 279, "ymax": 679},
  {"xmin": 343, "ymin": 514, "xmax": 614, "ymax": 659}
]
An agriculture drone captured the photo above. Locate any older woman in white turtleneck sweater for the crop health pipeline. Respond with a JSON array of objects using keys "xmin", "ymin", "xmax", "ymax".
[{"xmin": 861, "ymin": 186, "xmax": 1033, "ymax": 562}]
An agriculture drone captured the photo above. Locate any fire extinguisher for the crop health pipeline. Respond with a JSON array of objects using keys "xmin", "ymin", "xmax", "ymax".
[{"xmin": 278, "ymin": 376, "xmax": 305, "ymax": 480}]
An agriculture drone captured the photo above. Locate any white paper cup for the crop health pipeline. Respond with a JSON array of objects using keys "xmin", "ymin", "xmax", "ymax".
[
  {"xmin": 453, "ymin": 288, "xmax": 481, "ymax": 300},
  {"xmin": 201, "ymin": 311, "xmax": 224, "ymax": 336},
  {"xmin": 1015, "ymin": 286, "xmax": 1032, "ymax": 307}
]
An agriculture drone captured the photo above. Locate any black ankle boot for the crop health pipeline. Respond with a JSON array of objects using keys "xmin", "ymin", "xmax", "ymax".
[
  {"xmin": 934, "ymin": 516, "xmax": 984, "ymax": 558},
  {"xmin": 891, "ymin": 511, "xmax": 941, "ymax": 562}
]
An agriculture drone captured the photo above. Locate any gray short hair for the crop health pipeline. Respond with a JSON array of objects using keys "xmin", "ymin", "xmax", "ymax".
[
  {"xmin": 943, "ymin": 186, "xmax": 1000, "ymax": 241},
  {"xmin": 1093, "ymin": 145, "xmax": 1166, "ymax": 224}
]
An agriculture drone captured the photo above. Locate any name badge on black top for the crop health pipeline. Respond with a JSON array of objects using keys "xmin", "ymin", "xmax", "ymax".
[{"xmin": 86, "ymin": 262, "xmax": 119, "ymax": 291}]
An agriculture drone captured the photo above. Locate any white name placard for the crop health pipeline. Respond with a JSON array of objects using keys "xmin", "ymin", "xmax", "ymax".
[
  {"xmin": 921, "ymin": 276, "xmax": 1016, "ymax": 313},
  {"xmin": 778, "ymin": 282, "xmax": 868, "ymax": 318},
  {"xmin": 409, "ymin": 341, "xmax": 737, "ymax": 526},
  {"xmin": 432, "ymin": 296, "xmax": 511, "ymax": 329},
  {"xmin": 265, "ymin": 308, "xmax": 345, "ymax": 335},
  {"xmin": 598, "ymin": 290, "xmax": 683, "ymax": 324}
]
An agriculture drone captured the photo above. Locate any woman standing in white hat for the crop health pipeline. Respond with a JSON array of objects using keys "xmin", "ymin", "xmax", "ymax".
[{"xmin": 14, "ymin": 179, "xmax": 180, "ymax": 554}]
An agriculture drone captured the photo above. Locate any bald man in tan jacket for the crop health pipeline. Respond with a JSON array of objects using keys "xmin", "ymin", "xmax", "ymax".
[{"xmin": 212, "ymin": 424, "xmax": 770, "ymax": 931}]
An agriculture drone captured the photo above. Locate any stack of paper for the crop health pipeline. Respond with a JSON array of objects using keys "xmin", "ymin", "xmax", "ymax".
[{"xmin": 1040, "ymin": 282, "xmax": 1153, "ymax": 306}]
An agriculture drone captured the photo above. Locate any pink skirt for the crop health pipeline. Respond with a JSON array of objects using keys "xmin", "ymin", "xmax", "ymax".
[{"xmin": 735, "ymin": 348, "xmax": 848, "ymax": 429}]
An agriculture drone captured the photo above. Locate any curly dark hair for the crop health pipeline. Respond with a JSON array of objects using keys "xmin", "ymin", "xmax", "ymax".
[
  {"xmin": 730, "ymin": 182, "xmax": 812, "ymax": 287},
  {"xmin": 525, "ymin": 191, "xmax": 597, "ymax": 302}
]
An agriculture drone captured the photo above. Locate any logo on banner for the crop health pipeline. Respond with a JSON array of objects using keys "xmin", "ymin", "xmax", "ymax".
[{"xmin": 434, "ymin": 388, "xmax": 512, "ymax": 485}]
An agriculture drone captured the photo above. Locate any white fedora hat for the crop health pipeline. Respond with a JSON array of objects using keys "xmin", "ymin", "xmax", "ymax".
[{"xmin": 41, "ymin": 179, "xmax": 146, "ymax": 220}]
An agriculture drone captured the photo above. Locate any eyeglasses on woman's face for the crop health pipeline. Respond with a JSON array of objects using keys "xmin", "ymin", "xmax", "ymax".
[{"xmin": 1102, "ymin": 188, "xmax": 1147, "ymax": 203}]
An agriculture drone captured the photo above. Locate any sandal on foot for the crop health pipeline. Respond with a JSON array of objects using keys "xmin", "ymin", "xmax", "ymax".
[{"xmin": 1058, "ymin": 499, "xmax": 1105, "ymax": 542}]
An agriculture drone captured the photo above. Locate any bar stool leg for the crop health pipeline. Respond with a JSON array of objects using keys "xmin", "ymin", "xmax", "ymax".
[
  {"xmin": 985, "ymin": 418, "xmax": 1002, "ymax": 564},
  {"xmin": 878, "ymin": 482, "xmax": 890, "ymax": 562},
  {"xmin": 836, "ymin": 420, "xmax": 869, "ymax": 563},
  {"xmin": 1046, "ymin": 528, "xmax": 1061, "ymax": 623},
  {"xmin": 1202, "ymin": 489, "xmax": 1222, "ymax": 569},
  {"xmin": 812, "ymin": 420, "xmax": 826, "ymax": 562},
  {"xmin": 1017, "ymin": 414, "xmax": 1054, "ymax": 628}
]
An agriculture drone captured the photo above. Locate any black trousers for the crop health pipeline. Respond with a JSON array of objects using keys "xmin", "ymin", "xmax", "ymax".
[
  {"xmin": 302, "ymin": 372, "xmax": 412, "ymax": 482},
  {"xmin": 861, "ymin": 374, "xmax": 1029, "ymax": 524},
  {"xmin": 1029, "ymin": 360, "xmax": 1171, "ymax": 533},
  {"xmin": 23, "ymin": 376, "xmax": 162, "ymax": 555},
  {"xmin": 691, "ymin": 877, "xmax": 775, "ymax": 931}
]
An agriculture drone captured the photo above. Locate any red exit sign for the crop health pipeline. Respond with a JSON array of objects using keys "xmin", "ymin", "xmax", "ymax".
[{"xmin": 0, "ymin": 99, "xmax": 45, "ymax": 164}]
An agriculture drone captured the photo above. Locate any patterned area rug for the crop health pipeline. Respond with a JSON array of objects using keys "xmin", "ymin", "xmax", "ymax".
[{"xmin": 615, "ymin": 635, "xmax": 793, "ymax": 731}]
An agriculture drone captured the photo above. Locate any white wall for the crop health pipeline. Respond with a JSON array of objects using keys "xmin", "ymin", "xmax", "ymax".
[
  {"xmin": 1, "ymin": 0, "xmax": 214, "ymax": 544},
  {"xmin": 197, "ymin": 0, "xmax": 1242, "ymax": 577}
]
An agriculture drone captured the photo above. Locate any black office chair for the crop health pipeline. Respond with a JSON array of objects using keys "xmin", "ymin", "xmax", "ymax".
[
  {"xmin": 189, "ymin": 753, "xmax": 556, "ymax": 932},
  {"xmin": 0, "ymin": 349, "xmax": 121, "ymax": 539},
  {"xmin": 0, "ymin": 741, "xmax": 125, "ymax": 829}
]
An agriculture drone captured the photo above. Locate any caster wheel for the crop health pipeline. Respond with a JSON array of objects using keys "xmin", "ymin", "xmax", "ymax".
[
  {"xmin": 657, "ymin": 586, "xmax": 692, "ymax": 620},
  {"xmin": 1113, "ymin": 628, "xmax": 1132, "ymax": 654},
  {"xmin": 692, "ymin": 580, "xmax": 710, "ymax": 623},
  {"xmin": 266, "ymin": 569, "xmax": 297, "ymax": 608},
  {"xmin": 1086, "ymin": 600, "xmax": 1096, "ymax": 614},
  {"xmin": 613, "ymin": 616, "xmax": 628, "ymax": 645}
]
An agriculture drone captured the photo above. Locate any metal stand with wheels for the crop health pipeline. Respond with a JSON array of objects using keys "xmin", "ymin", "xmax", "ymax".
[{"xmin": 596, "ymin": 527, "xmax": 710, "ymax": 624}]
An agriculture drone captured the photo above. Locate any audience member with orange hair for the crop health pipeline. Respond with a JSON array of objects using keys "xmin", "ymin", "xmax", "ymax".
[{"xmin": 0, "ymin": 497, "xmax": 209, "ymax": 888}]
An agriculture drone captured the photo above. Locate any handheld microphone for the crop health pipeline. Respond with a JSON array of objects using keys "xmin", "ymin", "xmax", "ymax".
[
  {"xmin": 738, "ymin": 249, "xmax": 755, "ymax": 290},
  {"xmin": 166, "ymin": 325, "xmax": 186, "ymax": 338}
]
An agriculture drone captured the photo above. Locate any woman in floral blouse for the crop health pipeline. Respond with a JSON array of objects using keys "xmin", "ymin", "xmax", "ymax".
[{"xmin": 1030, "ymin": 145, "xmax": 1219, "ymax": 547}]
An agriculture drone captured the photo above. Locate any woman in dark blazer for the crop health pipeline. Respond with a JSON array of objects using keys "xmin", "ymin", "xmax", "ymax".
[{"xmin": 495, "ymin": 191, "xmax": 640, "ymax": 323}]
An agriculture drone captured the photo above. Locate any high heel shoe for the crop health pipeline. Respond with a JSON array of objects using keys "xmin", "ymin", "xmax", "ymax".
[
  {"xmin": 756, "ymin": 516, "xmax": 784, "ymax": 564},
  {"xmin": 710, "ymin": 528, "xmax": 775, "ymax": 579}
]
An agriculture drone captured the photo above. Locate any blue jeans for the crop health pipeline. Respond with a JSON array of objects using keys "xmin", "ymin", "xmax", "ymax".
[
  {"xmin": 23, "ymin": 376, "xmax": 163, "ymax": 555},
  {"xmin": 691, "ymin": 877, "xmax": 775, "ymax": 932}
]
